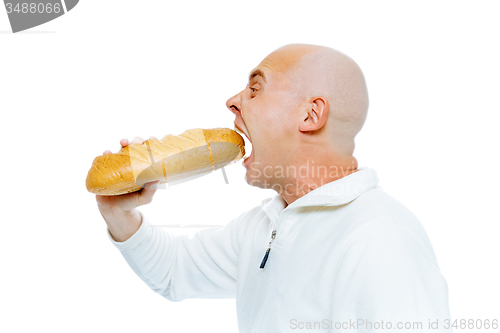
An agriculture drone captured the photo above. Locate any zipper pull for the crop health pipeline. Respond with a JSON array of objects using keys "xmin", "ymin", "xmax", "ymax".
[{"xmin": 260, "ymin": 230, "xmax": 276, "ymax": 269}]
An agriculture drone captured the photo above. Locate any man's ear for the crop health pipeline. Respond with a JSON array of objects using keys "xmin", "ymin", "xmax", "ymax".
[{"xmin": 298, "ymin": 97, "xmax": 329, "ymax": 132}]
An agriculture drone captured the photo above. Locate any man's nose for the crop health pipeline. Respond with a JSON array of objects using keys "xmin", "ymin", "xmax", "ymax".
[{"xmin": 226, "ymin": 91, "xmax": 242, "ymax": 116}]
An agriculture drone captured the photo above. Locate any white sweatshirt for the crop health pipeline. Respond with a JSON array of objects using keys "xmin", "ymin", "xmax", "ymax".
[{"xmin": 108, "ymin": 167, "xmax": 453, "ymax": 332}]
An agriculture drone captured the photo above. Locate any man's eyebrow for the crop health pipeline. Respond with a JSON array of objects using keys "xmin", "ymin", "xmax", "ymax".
[{"xmin": 248, "ymin": 69, "xmax": 267, "ymax": 83}]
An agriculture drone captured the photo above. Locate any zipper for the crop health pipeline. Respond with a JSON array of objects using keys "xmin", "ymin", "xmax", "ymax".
[{"xmin": 259, "ymin": 230, "xmax": 276, "ymax": 269}]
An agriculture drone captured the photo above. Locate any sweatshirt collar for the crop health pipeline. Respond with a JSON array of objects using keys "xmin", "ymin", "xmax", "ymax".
[{"xmin": 261, "ymin": 167, "xmax": 379, "ymax": 219}]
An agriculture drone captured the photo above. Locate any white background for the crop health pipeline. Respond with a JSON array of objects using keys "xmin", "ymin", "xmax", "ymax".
[{"xmin": 1, "ymin": 1, "xmax": 499, "ymax": 332}]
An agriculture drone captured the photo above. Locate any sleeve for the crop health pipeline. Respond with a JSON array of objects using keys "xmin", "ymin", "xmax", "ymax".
[
  {"xmin": 106, "ymin": 209, "xmax": 252, "ymax": 301},
  {"xmin": 331, "ymin": 219, "xmax": 453, "ymax": 332}
]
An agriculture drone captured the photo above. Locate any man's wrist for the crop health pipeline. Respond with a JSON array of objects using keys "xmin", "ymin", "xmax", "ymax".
[{"xmin": 107, "ymin": 209, "xmax": 143, "ymax": 242}]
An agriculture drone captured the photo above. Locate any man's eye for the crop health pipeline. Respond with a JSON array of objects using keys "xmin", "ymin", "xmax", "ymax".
[{"xmin": 248, "ymin": 84, "xmax": 259, "ymax": 98}]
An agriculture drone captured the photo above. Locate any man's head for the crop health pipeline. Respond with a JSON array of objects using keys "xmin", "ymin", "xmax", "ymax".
[{"xmin": 226, "ymin": 43, "xmax": 369, "ymax": 203}]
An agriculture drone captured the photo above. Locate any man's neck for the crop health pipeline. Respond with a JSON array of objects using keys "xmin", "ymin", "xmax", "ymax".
[
  {"xmin": 277, "ymin": 159, "xmax": 359, "ymax": 205},
  {"xmin": 278, "ymin": 169, "xmax": 359, "ymax": 205}
]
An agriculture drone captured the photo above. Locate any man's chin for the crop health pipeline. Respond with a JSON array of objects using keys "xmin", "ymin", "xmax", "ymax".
[
  {"xmin": 244, "ymin": 163, "xmax": 263, "ymax": 188},
  {"xmin": 245, "ymin": 176, "xmax": 266, "ymax": 189},
  {"xmin": 242, "ymin": 149, "xmax": 254, "ymax": 170},
  {"xmin": 245, "ymin": 171, "xmax": 273, "ymax": 190}
]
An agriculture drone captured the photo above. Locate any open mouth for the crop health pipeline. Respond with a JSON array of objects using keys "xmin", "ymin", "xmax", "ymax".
[{"xmin": 234, "ymin": 123, "xmax": 254, "ymax": 168}]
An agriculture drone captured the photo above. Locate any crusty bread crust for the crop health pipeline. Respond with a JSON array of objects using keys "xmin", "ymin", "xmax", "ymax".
[{"xmin": 86, "ymin": 128, "xmax": 245, "ymax": 195}]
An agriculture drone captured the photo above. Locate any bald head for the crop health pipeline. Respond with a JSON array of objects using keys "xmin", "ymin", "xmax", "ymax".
[{"xmin": 259, "ymin": 44, "xmax": 369, "ymax": 156}]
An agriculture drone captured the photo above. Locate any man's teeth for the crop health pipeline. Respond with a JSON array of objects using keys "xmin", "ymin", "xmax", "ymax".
[
  {"xmin": 234, "ymin": 126, "xmax": 252, "ymax": 158},
  {"xmin": 233, "ymin": 126, "xmax": 242, "ymax": 135},
  {"xmin": 234, "ymin": 126, "xmax": 249, "ymax": 141}
]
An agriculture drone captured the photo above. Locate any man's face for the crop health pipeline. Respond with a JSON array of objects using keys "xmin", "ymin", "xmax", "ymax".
[{"xmin": 226, "ymin": 51, "xmax": 303, "ymax": 188}]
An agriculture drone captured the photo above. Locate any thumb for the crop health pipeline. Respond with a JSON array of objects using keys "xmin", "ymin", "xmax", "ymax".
[{"xmin": 137, "ymin": 180, "xmax": 161, "ymax": 206}]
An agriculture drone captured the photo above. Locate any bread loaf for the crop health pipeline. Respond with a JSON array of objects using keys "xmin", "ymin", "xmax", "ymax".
[{"xmin": 86, "ymin": 128, "xmax": 245, "ymax": 195}]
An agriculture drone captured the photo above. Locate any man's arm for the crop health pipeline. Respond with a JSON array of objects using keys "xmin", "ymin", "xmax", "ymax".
[{"xmin": 106, "ymin": 209, "xmax": 252, "ymax": 301}]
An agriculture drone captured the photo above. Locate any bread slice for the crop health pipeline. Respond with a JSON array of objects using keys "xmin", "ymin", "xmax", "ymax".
[{"xmin": 86, "ymin": 128, "xmax": 245, "ymax": 195}]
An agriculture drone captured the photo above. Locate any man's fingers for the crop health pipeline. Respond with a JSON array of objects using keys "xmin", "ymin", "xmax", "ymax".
[
  {"xmin": 120, "ymin": 138, "xmax": 129, "ymax": 147},
  {"xmin": 103, "ymin": 136, "xmax": 145, "ymax": 157},
  {"xmin": 144, "ymin": 180, "xmax": 161, "ymax": 190},
  {"xmin": 131, "ymin": 136, "xmax": 145, "ymax": 145},
  {"xmin": 120, "ymin": 137, "xmax": 145, "ymax": 148},
  {"xmin": 138, "ymin": 180, "xmax": 161, "ymax": 206}
]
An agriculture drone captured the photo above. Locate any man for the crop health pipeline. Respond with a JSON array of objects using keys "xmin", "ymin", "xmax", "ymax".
[{"xmin": 96, "ymin": 44, "xmax": 452, "ymax": 332}]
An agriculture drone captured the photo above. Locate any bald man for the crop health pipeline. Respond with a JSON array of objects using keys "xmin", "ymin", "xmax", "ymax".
[{"xmin": 97, "ymin": 44, "xmax": 452, "ymax": 332}]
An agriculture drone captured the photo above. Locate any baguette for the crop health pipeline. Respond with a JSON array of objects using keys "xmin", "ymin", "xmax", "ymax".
[{"xmin": 86, "ymin": 128, "xmax": 245, "ymax": 195}]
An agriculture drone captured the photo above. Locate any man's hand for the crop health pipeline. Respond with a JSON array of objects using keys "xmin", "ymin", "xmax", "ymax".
[{"xmin": 96, "ymin": 136, "xmax": 160, "ymax": 242}]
